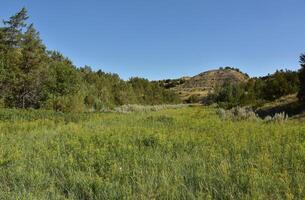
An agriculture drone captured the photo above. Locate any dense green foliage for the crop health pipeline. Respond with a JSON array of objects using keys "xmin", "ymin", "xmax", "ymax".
[
  {"xmin": 0, "ymin": 8, "xmax": 180, "ymax": 111},
  {"xmin": 212, "ymin": 70, "xmax": 300, "ymax": 108},
  {"xmin": 1, "ymin": 106, "xmax": 305, "ymax": 199},
  {"xmin": 298, "ymin": 54, "xmax": 305, "ymax": 102}
]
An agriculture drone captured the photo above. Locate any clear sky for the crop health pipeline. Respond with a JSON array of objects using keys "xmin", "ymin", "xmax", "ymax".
[{"xmin": 1, "ymin": 0, "xmax": 305, "ymax": 80}]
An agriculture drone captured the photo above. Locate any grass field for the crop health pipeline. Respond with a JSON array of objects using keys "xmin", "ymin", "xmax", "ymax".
[{"xmin": 1, "ymin": 106, "xmax": 305, "ymax": 199}]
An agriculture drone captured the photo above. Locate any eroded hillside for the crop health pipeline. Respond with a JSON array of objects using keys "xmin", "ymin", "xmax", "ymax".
[{"xmin": 159, "ymin": 68, "xmax": 249, "ymax": 102}]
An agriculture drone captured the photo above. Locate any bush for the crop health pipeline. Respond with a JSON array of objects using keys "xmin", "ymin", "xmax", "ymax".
[
  {"xmin": 264, "ymin": 112, "xmax": 288, "ymax": 123},
  {"xmin": 217, "ymin": 107, "xmax": 259, "ymax": 121},
  {"xmin": 185, "ymin": 94, "xmax": 201, "ymax": 103},
  {"xmin": 216, "ymin": 108, "xmax": 227, "ymax": 119}
]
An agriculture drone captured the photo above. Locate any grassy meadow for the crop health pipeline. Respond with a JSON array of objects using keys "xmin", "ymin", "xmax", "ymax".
[{"xmin": 1, "ymin": 106, "xmax": 305, "ymax": 199}]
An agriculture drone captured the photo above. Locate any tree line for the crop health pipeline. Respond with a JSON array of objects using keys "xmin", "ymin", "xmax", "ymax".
[
  {"xmin": 210, "ymin": 68, "xmax": 302, "ymax": 108},
  {"xmin": 0, "ymin": 8, "xmax": 180, "ymax": 112}
]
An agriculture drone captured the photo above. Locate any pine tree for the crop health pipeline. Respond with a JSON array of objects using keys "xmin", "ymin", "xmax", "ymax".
[
  {"xmin": 298, "ymin": 54, "xmax": 305, "ymax": 101},
  {"xmin": 15, "ymin": 24, "xmax": 48, "ymax": 108},
  {"xmin": 3, "ymin": 7, "xmax": 28, "ymax": 48},
  {"xmin": 1, "ymin": 8, "xmax": 30, "ymax": 107}
]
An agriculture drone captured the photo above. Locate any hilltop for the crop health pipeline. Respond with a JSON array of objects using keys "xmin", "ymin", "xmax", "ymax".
[{"xmin": 158, "ymin": 67, "xmax": 250, "ymax": 102}]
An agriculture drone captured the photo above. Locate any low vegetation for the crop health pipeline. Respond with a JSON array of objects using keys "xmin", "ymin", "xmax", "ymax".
[
  {"xmin": 113, "ymin": 104, "xmax": 188, "ymax": 113},
  {"xmin": 1, "ymin": 106, "xmax": 305, "ymax": 199}
]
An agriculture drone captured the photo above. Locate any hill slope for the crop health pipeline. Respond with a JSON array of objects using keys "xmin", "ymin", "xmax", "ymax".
[
  {"xmin": 165, "ymin": 68, "xmax": 249, "ymax": 102},
  {"xmin": 256, "ymin": 94, "xmax": 305, "ymax": 119}
]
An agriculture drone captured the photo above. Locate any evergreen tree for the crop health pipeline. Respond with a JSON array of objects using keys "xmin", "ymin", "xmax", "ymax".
[
  {"xmin": 1, "ymin": 8, "xmax": 48, "ymax": 108},
  {"xmin": 2, "ymin": 7, "xmax": 28, "ymax": 48},
  {"xmin": 15, "ymin": 24, "xmax": 48, "ymax": 108},
  {"xmin": 298, "ymin": 54, "xmax": 305, "ymax": 101}
]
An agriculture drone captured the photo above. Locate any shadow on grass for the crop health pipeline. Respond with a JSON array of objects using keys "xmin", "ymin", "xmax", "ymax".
[{"xmin": 256, "ymin": 101, "xmax": 305, "ymax": 118}]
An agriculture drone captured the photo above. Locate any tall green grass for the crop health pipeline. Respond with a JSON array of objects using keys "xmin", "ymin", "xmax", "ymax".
[{"xmin": 0, "ymin": 107, "xmax": 305, "ymax": 199}]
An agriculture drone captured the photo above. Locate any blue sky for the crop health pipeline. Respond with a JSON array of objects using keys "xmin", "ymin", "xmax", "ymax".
[{"xmin": 1, "ymin": 0, "xmax": 305, "ymax": 80}]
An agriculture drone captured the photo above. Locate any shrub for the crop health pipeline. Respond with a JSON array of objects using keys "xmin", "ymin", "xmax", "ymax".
[
  {"xmin": 216, "ymin": 108, "xmax": 227, "ymax": 119},
  {"xmin": 185, "ymin": 94, "xmax": 201, "ymax": 103},
  {"xmin": 217, "ymin": 107, "xmax": 259, "ymax": 121},
  {"xmin": 264, "ymin": 112, "xmax": 288, "ymax": 123}
]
